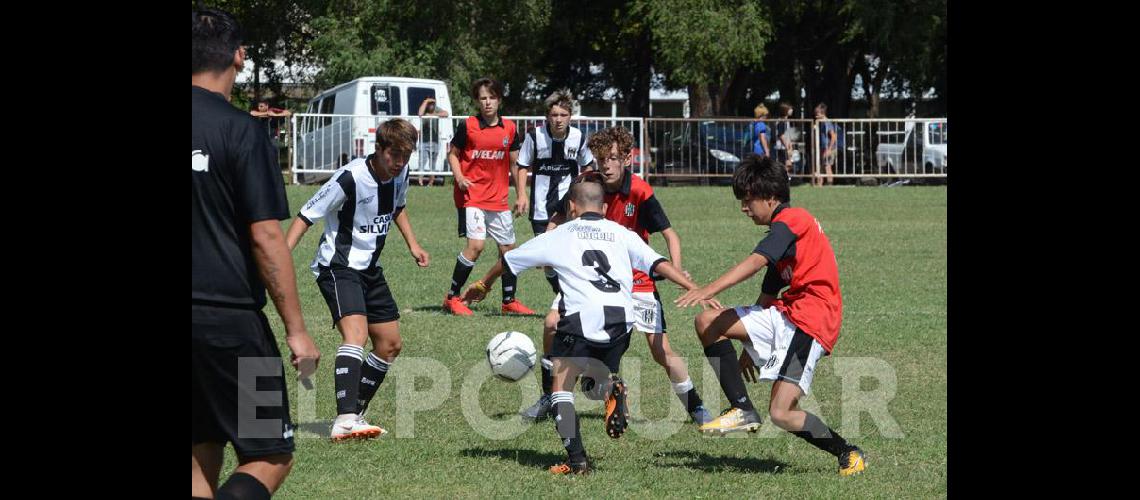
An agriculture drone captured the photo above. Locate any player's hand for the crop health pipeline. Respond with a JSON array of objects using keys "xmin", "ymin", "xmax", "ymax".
[
  {"xmin": 698, "ymin": 298, "xmax": 723, "ymax": 310},
  {"xmin": 287, "ymin": 332, "xmax": 320, "ymax": 386},
  {"xmin": 514, "ymin": 196, "xmax": 529, "ymax": 218},
  {"xmin": 739, "ymin": 351, "xmax": 758, "ymax": 383},
  {"xmin": 410, "ymin": 244, "xmax": 430, "ymax": 267},
  {"xmin": 675, "ymin": 286, "xmax": 716, "ymax": 308},
  {"xmin": 462, "ymin": 280, "xmax": 489, "ymax": 304},
  {"xmin": 456, "ymin": 176, "xmax": 472, "ymax": 191}
]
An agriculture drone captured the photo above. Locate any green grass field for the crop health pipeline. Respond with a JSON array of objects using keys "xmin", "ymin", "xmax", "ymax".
[{"xmin": 222, "ymin": 183, "xmax": 947, "ymax": 498}]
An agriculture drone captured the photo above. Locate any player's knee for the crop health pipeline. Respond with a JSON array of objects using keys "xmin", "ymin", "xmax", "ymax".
[
  {"xmin": 694, "ymin": 310, "xmax": 719, "ymax": 344},
  {"xmin": 373, "ymin": 332, "xmax": 402, "ymax": 358},
  {"xmin": 342, "ymin": 329, "xmax": 368, "ymax": 347},
  {"xmin": 385, "ymin": 338, "xmax": 403, "ymax": 358},
  {"xmin": 768, "ymin": 406, "xmax": 794, "ymax": 430},
  {"xmin": 245, "ymin": 453, "xmax": 294, "ymax": 488},
  {"xmin": 466, "ymin": 240, "xmax": 485, "ymax": 257},
  {"xmin": 544, "ymin": 311, "xmax": 559, "ymax": 331}
]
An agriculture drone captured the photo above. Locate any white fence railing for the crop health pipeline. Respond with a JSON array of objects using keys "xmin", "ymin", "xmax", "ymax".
[
  {"xmin": 291, "ymin": 115, "xmax": 645, "ymax": 184},
  {"xmin": 289, "ymin": 114, "xmax": 946, "ymax": 184},
  {"xmin": 811, "ymin": 118, "xmax": 948, "ymax": 181}
]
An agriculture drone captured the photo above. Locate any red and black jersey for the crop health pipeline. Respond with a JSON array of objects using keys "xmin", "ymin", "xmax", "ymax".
[
  {"xmin": 753, "ymin": 204, "xmax": 843, "ymax": 353},
  {"xmin": 451, "ymin": 115, "xmax": 522, "ymax": 211}
]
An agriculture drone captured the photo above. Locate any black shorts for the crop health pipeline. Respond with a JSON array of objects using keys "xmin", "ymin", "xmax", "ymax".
[
  {"xmin": 775, "ymin": 149, "xmax": 789, "ymax": 164},
  {"xmin": 549, "ymin": 329, "xmax": 632, "ymax": 374},
  {"xmin": 192, "ymin": 304, "xmax": 294, "ymax": 458},
  {"xmin": 530, "ymin": 219, "xmax": 549, "ymax": 236},
  {"xmin": 316, "ymin": 265, "xmax": 400, "ymax": 324}
]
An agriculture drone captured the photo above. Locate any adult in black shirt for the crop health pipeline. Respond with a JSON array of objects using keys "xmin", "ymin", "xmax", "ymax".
[{"xmin": 192, "ymin": 8, "xmax": 319, "ymax": 499}]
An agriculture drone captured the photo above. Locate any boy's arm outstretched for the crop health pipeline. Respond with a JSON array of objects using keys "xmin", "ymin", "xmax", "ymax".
[
  {"xmin": 674, "ymin": 253, "xmax": 769, "ymax": 307},
  {"xmin": 651, "ymin": 260, "xmax": 721, "ymax": 310}
]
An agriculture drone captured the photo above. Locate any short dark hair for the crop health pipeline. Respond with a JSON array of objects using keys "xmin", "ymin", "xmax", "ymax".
[
  {"xmin": 192, "ymin": 8, "xmax": 242, "ymax": 75},
  {"xmin": 814, "ymin": 102, "xmax": 828, "ymax": 114},
  {"xmin": 376, "ymin": 118, "xmax": 419, "ymax": 155},
  {"xmin": 569, "ymin": 177, "xmax": 605, "ymax": 209},
  {"xmin": 470, "ymin": 77, "xmax": 504, "ymax": 100},
  {"xmin": 732, "ymin": 154, "xmax": 790, "ymax": 203}
]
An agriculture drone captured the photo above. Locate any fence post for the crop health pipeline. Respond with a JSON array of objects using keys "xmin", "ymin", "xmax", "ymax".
[
  {"xmin": 290, "ymin": 115, "xmax": 298, "ymax": 185},
  {"xmin": 639, "ymin": 117, "xmax": 647, "ymax": 179},
  {"xmin": 812, "ymin": 120, "xmax": 820, "ymax": 186}
]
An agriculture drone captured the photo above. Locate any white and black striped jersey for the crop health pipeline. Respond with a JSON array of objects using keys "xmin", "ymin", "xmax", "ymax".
[
  {"xmin": 517, "ymin": 126, "xmax": 595, "ymax": 222},
  {"xmin": 297, "ymin": 155, "xmax": 409, "ymax": 276},
  {"xmin": 502, "ymin": 213, "xmax": 666, "ymax": 343}
]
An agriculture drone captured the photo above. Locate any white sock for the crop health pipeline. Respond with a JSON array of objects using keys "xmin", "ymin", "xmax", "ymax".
[{"xmin": 672, "ymin": 378, "xmax": 694, "ymax": 394}]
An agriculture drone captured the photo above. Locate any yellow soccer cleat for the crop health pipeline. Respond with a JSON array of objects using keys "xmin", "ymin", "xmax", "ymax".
[
  {"xmin": 838, "ymin": 447, "xmax": 867, "ymax": 476},
  {"xmin": 698, "ymin": 407, "xmax": 762, "ymax": 435}
]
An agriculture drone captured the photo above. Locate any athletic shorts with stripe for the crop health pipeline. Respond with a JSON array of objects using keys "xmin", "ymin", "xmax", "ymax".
[
  {"xmin": 316, "ymin": 265, "xmax": 400, "ymax": 324},
  {"xmin": 734, "ymin": 305, "xmax": 827, "ymax": 395},
  {"xmin": 192, "ymin": 304, "xmax": 295, "ymax": 457},
  {"xmin": 456, "ymin": 206, "xmax": 516, "ymax": 244}
]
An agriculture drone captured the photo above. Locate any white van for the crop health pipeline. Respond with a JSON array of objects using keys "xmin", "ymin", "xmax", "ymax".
[
  {"xmin": 875, "ymin": 120, "xmax": 947, "ymax": 176},
  {"xmin": 295, "ymin": 77, "xmax": 454, "ymax": 181}
]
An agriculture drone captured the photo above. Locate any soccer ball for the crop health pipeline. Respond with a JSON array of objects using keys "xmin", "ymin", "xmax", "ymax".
[{"xmin": 486, "ymin": 331, "xmax": 537, "ymax": 381}]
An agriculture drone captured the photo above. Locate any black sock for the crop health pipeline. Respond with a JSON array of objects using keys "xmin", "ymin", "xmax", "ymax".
[
  {"xmin": 671, "ymin": 379, "xmax": 704, "ymax": 412},
  {"xmin": 541, "ymin": 355, "xmax": 553, "ymax": 395},
  {"xmin": 680, "ymin": 388, "xmax": 704, "ymax": 412},
  {"xmin": 502, "ymin": 271, "xmax": 517, "ymax": 304},
  {"xmin": 356, "ymin": 352, "xmax": 390, "ymax": 414},
  {"xmin": 448, "ymin": 253, "xmax": 475, "ymax": 297},
  {"xmin": 334, "ymin": 344, "xmax": 365, "ymax": 415},
  {"xmin": 216, "ymin": 472, "xmax": 270, "ymax": 500},
  {"xmin": 703, "ymin": 340, "xmax": 755, "ymax": 412},
  {"xmin": 544, "ymin": 268, "xmax": 561, "ymax": 295},
  {"xmin": 551, "ymin": 392, "xmax": 586, "ymax": 463},
  {"xmin": 791, "ymin": 412, "xmax": 851, "ymax": 457}
]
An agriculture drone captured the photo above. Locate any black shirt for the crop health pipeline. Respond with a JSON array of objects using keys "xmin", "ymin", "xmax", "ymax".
[{"xmin": 192, "ymin": 86, "xmax": 290, "ymax": 309}]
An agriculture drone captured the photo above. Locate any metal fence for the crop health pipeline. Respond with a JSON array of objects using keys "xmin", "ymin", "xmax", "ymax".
[
  {"xmin": 643, "ymin": 118, "xmax": 814, "ymax": 184},
  {"xmin": 814, "ymin": 118, "xmax": 948, "ymax": 180},
  {"xmin": 291, "ymin": 115, "xmax": 645, "ymax": 184},
  {"xmin": 289, "ymin": 114, "xmax": 947, "ymax": 185}
]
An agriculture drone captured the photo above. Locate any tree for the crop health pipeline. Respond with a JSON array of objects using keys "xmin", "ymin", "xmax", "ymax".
[
  {"xmin": 307, "ymin": 0, "xmax": 551, "ymax": 115},
  {"xmin": 845, "ymin": 0, "xmax": 946, "ymax": 117},
  {"xmin": 206, "ymin": 0, "xmax": 329, "ymax": 104},
  {"xmin": 644, "ymin": 0, "xmax": 771, "ymax": 117}
]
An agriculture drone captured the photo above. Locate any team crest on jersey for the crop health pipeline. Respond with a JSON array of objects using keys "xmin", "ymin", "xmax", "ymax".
[
  {"xmin": 764, "ymin": 353, "xmax": 779, "ymax": 369},
  {"xmin": 502, "ymin": 137, "xmax": 509, "ymax": 147},
  {"xmin": 567, "ymin": 147, "xmax": 578, "ymax": 159},
  {"xmin": 624, "ymin": 203, "xmax": 635, "ymax": 217}
]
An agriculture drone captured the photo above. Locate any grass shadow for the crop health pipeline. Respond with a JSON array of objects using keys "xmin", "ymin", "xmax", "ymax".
[
  {"xmin": 655, "ymin": 450, "xmax": 789, "ymax": 474},
  {"xmin": 460, "ymin": 447, "xmax": 566, "ymax": 469}
]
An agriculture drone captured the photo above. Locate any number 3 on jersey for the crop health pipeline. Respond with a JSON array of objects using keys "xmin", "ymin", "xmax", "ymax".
[{"xmin": 582, "ymin": 250, "xmax": 620, "ymax": 293}]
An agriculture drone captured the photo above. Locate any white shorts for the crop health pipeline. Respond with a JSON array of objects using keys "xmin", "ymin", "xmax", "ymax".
[
  {"xmin": 549, "ymin": 290, "xmax": 665, "ymax": 334},
  {"xmin": 458, "ymin": 207, "xmax": 515, "ymax": 244},
  {"xmin": 631, "ymin": 291, "xmax": 665, "ymax": 334},
  {"xmin": 734, "ymin": 305, "xmax": 826, "ymax": 395}
]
